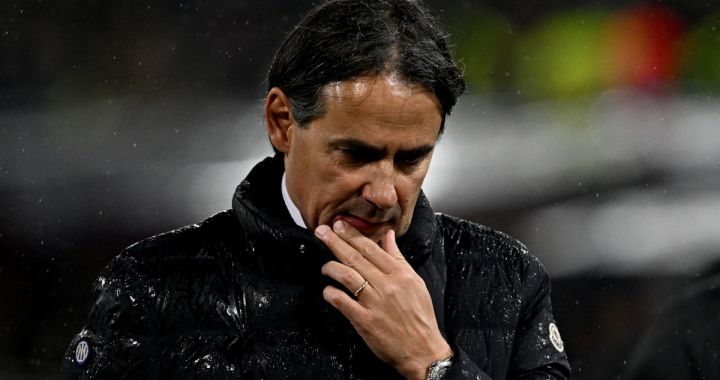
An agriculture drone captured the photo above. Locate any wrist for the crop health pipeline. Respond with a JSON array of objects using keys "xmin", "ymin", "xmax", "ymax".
[{"xmin": 398, "ymin": 344, "xmax": 453, "ymax": 380}]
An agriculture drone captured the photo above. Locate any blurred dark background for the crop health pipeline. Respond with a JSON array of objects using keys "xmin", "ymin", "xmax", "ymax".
[{"xmin": 2, "ymin": 0, "xmax": 719, "ymax": 378}]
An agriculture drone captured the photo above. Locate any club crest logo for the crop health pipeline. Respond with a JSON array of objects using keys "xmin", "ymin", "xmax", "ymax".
[
  {"xmin": 548, "ymin": 322, "xmax": 564, "ymax": 352},
  {"xmin": 75, "ymin": 339, "xmax": 92, "ymax": 366}
]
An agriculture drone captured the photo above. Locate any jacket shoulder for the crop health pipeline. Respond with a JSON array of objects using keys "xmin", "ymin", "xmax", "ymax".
[
  {"xmin": 63, "ymin": 211, "xmax": 244, "ymax": 377},
  {"xmin": 94, "ymin": 209, "xmax": 246, "ymax": 305},
  {"xmin": 436, "ymin": 213, "xmax": 532, "ymax": 261},
  {"xmin": 435, "ymin": 214, "xmax": 569, "ymax": 378},
  {"xmin": 121, "ymin": 209, "xmax": 243, "ymax": 262},
  {"xmin": 435, "ymin": 213, "xmax": 549, "ymax": 293}
]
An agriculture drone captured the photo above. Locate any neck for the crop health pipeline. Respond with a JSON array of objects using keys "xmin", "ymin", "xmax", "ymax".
[{"xmin": 281, "ymin": 172, "xmax": 307, "ymax": 229}]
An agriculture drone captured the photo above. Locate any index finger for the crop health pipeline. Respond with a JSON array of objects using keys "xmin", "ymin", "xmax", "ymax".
[
  {"xmin": 330, "ymin": 220, "xmax": 402, "ymax": 274},
  {"xmin": 314, "ymin": 224, "xmax": 383, "ymax": 280}
]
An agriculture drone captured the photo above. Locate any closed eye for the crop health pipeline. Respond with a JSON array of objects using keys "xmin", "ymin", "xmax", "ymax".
[
  {"xmin": 343, "ymin": 148, "xmax": 384, "ymax": 164},
  {"xmin": 328, "ymin": 138, "xmax": 434, "ymax": 168},
  {"xmin": 395, "ymin": 147, "xmax": 433, "ymax": 168},
  {"xmin": 328, "ymin": 139, "xmax": 386, "ymax": 165},
  {"xmin": 396, "ymin": 154, "xmax": 422, "ymax": 166}
]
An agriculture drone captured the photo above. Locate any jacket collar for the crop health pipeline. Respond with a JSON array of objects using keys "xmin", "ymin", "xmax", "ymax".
[{"xmin": 231, "ymin": 155, "xmax": 437, "ymax": 270}]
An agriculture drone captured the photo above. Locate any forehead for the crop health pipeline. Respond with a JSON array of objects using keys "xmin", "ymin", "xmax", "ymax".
[{"xmin": 314, "ymin": 75, "xmax": 442, "ymax": 141}]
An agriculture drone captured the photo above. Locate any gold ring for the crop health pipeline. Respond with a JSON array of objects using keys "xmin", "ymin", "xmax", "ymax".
[{"xmin": 354, "ymin": 280, "xmax": 369, "ymax": 297}]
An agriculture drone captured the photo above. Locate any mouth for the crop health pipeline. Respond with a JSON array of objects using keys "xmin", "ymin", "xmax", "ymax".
[{"xmin": 332, "ymin": 214, "xmax": 391, "ymax": 236}]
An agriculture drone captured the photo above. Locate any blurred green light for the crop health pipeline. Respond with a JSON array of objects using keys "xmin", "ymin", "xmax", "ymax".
[
  {"xmin": 680, "ymin": 13, "xmax": 720, "ymax": 92},
  {"xmin": 450, "ymin": 9, "xmax": 513, "ymax": 94},
  {"xmin": 513, "ymin": 11, "xmax": 609, "ymax": 99}
]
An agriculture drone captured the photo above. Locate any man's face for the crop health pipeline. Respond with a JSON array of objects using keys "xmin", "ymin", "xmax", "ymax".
[{"xmin": 283, "ymin": 74, "xmax": 442, "ymax": 242}]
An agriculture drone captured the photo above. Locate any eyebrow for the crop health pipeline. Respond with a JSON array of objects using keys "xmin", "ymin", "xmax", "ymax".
[{"xmin": 328, "ymin": 138, "xmax": 435, "ymax": 157}]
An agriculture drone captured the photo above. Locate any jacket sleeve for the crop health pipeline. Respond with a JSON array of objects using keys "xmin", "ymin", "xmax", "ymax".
[
  {"xmin": 62, "ymin": 252, "xmax": 161, "ymax": 379},
  {"xmin": 443, "ymin": 343, "xmax": 568, "ymax": 380},
  {"xmin": 440, "ymin": 232, "xmax": 570, "ymax": 380},
  {"xmin": 506, "ymin": 256, "xmax": 570, "ymax": 379},
  {"xmin": 442, "ymin": 345, "xmax": 495, "ymax": 379}
]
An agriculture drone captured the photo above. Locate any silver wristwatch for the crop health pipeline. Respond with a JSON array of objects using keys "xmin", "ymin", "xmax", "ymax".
[{"xmin": 426, "ymin": 354, "xmax": 453, "ymax": 380}]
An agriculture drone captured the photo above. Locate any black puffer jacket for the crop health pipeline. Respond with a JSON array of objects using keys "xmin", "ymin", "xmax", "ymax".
[{"xmin": 63, "ymin": 156, "xmax": 570, "ymax": 379}]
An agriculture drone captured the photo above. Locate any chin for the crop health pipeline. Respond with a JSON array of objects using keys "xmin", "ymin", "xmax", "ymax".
[{"xmin": 394, "ymin": 222, "xmax": 411, "ymax": 238}]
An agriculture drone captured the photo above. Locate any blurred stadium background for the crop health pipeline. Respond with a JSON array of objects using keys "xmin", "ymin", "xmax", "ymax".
[{"xmin": 1, "ymin": 0, "xmax": 719, "ymax": 378}]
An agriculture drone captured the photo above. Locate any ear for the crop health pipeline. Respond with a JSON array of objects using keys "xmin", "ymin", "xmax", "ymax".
[{"xmin": 264, "ymin": 87, "xmax": 297, "ymax": 154}]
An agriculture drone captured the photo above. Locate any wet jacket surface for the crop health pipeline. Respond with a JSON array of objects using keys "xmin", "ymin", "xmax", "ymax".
[{"xmin": 63, "ymin": 156, "xmax": 570, "ymax": 379}]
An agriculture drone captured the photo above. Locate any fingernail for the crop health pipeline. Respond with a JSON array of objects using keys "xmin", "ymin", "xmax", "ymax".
[
  {"xmin": 315, "ymin": 225, "xmax": 330, "ymax": 238},
  {"xmin": 333, "ymin": 219, "xmax": 346, "ymax": 232}
]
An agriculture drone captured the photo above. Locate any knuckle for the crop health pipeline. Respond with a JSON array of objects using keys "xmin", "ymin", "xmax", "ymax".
[
  {"xmin": 361, "ymin": 245, "xmax": 378, "ymax": 258},
  {"xmin": 341, "ymin": 271, "xmax": 356, "ymax": 285},
  {"xmin": 360, "ymin": 313, "xmax": 376, "ymax": 328},
  {"xmin": 383, "ymin": 284, "xmax": 400, "ymax": 297},
  {"xmin": 353, "ymin": 320, "xmax": 370, "ymax": 335},
  {"xmin": 396, "ymin": 271, "xmax": 416, "ymax": 284},
  {"xmin": 346, "ymin": 253, "xmax": 363, "ymax": 268},
  {"xmin": 327, "ymin": 291, "xmax": 344, "ymax": 305}
]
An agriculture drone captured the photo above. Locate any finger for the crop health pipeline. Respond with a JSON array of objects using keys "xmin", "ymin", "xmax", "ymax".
[
  {"xmin": 321, "ymin": 261, "xmax": 375, "ymax": 298},
  {"xmin": 315, "ymin": 224, "xmax": 382, "ymax": 280},
  {"xmin": 381, "ymin": 229, "xmax": 407, "ymax": 262},
  {"xmin": 323, "ymin": 286, "xmax": 369, "ymax": 324},
  {"xmin": 332, "ymin": 220, "xmax": 399, "ymax": 274}
]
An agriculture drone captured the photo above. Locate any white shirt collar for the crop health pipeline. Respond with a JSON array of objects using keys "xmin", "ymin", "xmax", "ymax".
[{"xmin": 281, "ymin": 172, "xmax": 307, "ymax": 229}]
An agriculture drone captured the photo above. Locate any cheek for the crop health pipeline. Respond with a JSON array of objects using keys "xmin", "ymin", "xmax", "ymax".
[
  {"xmin": 316, "ymin": 168, "xmax": 362, "ymax": 209},
  {"xmin": 400, "ymin": 161, "xmax": 431, "ymax": 203},
  {"xmin": 397, "ymin": 174, "xmax": 425, "ymax": 208}
]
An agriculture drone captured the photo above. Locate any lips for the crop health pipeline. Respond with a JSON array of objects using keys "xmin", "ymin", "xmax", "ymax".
[{"xmin": 333, "ymin": 214, "xmax": 389, "ymax": 235}]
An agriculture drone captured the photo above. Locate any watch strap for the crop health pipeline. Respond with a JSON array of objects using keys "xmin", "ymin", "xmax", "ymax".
[{"xmin": 426, "ymin": 353, "xmax": 454, "ymax": 380}]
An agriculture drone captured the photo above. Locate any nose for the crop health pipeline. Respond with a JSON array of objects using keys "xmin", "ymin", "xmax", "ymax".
[{"xmin": 361, "ymin": 161, "xmax": 398, "ymax": 210}]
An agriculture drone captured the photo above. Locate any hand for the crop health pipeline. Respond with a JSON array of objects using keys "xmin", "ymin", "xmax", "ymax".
[{"xmin": 315, "ymin": 220, "xmax": 452, "ymax": 380}]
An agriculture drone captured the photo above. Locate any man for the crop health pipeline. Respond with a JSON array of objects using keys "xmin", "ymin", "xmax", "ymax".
[{"xmin": 64, "ymin": 1, "xmax": 570, "ymax": 379}]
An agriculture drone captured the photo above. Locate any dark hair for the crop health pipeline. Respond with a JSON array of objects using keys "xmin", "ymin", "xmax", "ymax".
[{"xmin": 267, "ymin": 0, "xmax": 465, "ymax": 133}]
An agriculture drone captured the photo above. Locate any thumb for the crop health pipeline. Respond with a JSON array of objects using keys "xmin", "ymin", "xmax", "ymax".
[{"xmin": 381, "ymin": 229, "xmax": 404, "ymax": 260}]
